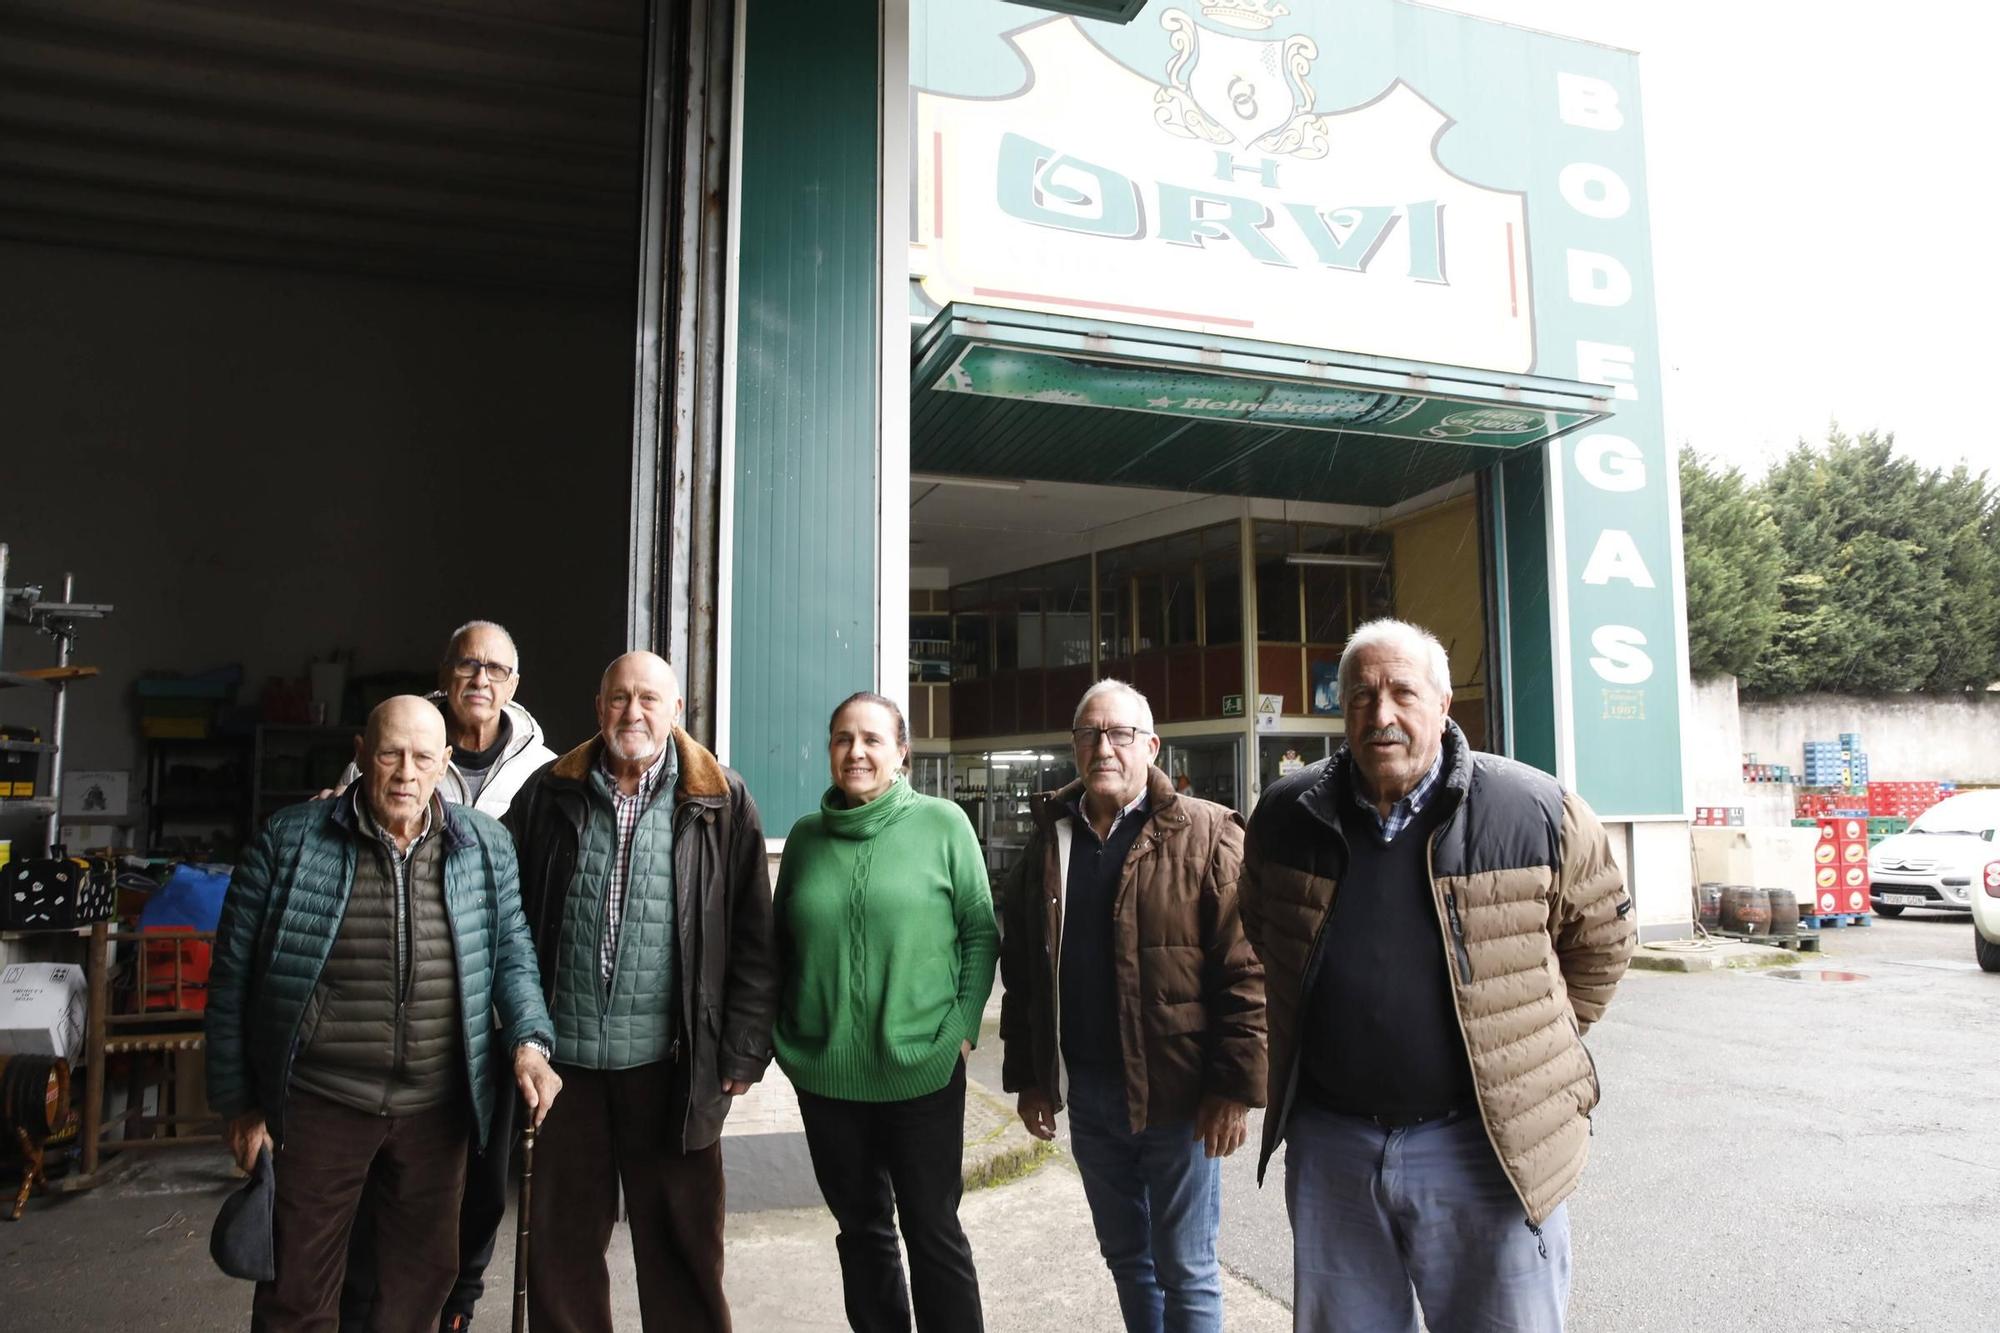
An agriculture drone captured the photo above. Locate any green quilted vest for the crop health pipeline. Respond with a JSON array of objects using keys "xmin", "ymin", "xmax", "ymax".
[{"xmin": 551, "ymin": 759, "xmax": 679, "ymax": 1069}]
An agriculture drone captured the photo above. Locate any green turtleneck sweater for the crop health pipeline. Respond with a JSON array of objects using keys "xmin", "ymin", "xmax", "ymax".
[{"xmin": 772, "ymin": 777, "xmax": 999, "ymax": 1102}]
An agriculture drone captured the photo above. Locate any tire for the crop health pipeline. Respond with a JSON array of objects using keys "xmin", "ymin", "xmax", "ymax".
[
  {"xmin": 1977, "ymin": 928, "xmax": 2000, "ymax": 974},
  {"xmin": 1871, "ymin": 903, "xmax": 1905, "ymax": 918}
]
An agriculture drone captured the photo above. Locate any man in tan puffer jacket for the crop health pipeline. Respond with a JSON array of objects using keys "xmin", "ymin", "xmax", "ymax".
[{"xmin": 1242, "ymin": 619, "xmax": 1633, "ymax": 1333}]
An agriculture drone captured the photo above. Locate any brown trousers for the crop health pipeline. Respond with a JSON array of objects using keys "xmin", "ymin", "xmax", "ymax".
[
  {"xmin": 253, "ymin": 1092, "xmax": 468, "ymax": 1333},
  {"xmin": 528, "ymin": 1060, "xmax": 729, "ymax": 1333}
]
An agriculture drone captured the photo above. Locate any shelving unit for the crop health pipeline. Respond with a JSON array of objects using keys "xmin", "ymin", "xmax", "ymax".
[
  {"xmin": 1, "ymin": 543, "xmax": 111, "ymax": 853},
  {"xmin": 252, "ymin": 722, "xmax": 355, "ymax": 826},
  {"xmin": 145, "ymin": 735, "xmax": 252, "ymax": 860}
]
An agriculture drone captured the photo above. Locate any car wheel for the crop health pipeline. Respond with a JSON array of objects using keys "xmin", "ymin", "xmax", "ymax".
[
  {"xmin": 1977, "ymin": 929, "xmax": 2000, "ymax": 974},
  {"xmin": 1871, "ymin": 903, "xmax": 1905, "ymax": 918}
]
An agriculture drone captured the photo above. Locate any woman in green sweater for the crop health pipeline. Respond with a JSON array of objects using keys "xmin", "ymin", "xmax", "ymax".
[{"xmin": 774, "ymin": 690, "xmax": 999, "ymax": 1333}]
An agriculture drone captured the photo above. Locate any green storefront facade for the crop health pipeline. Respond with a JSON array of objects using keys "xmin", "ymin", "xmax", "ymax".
[{"xmin": 700, "ymin": 0, "xmax": 1694, "ymax": 938}]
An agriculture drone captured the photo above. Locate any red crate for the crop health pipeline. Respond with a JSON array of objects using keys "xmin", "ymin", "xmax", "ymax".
[
  {"xmin": 1813, "ymin": 866, "xmax": 1840, "ymax": 914},
  {"xmin": 140, "ymin": 926, "xmax": 212, "ymax": 1012},
  {"xmin": 1838, "ymin": 863, "xmax": 1871, "ymax": 915}
]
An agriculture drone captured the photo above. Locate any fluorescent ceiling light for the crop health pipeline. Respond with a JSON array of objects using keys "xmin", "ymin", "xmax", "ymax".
[
  {"xmin": 1285, "ymin": 552, "xmax": 1388, "ymax": 569},
  {"xmin": 912, "ymin": 473, "xmax": 1024, "ymax": 491}
]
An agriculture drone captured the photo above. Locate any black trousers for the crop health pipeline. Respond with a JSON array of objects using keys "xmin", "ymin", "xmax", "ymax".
[
  {"xmin": 253, "ymin": 1093, "xmax": 467, "ymax": 1333},
  {"xmin": 795, "ymin": 1060, "xmax": 984, "ymax": 1333},
  {"xmin": 528, "ymin": 1059, "xmax": 730, "ymax": 1333},
  {"xmin": 342, "ymin": 1053, "xmax": 517, "ymax": 1330}
]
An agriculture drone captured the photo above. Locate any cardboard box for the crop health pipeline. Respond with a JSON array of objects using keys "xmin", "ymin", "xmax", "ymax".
[{"xmin": 0, "ymin": 961, "xmax": 88, "ymax": 1063}]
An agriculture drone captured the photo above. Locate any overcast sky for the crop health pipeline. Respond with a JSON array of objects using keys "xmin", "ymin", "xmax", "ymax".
[{"xmin": 1439, "ymin": 1, "xmax": 1996, "ymax": 479}]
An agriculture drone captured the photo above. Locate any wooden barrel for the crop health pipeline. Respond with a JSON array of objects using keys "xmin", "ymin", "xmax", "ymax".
[
  {"xmin": 1719, "ymin": 885, "xmax": 1770, "ymax": 936},
  {"xmin": 1765, "ymin": 888, "xmax": 1800, "ymax": 938},
  {"xmin": 0, "ymin": 1054, "xmax": 71, "ymax": 1139},
  {"xmin": 1697, "ymin": 883, "xmax": 1724, "ymax": 930}
]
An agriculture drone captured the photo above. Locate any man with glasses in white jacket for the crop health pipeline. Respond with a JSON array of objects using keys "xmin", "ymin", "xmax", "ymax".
[{"xmin": 327, "ymin": 619, "xmax": 558, "ymax": 1332}]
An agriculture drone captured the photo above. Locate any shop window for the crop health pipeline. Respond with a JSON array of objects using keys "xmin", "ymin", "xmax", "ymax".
[
  {"xmin": 1096, "ymin": 542, "xmax": 1136, "ymax": 664},
  {"xmin": 994, "ymin": 597, "xmax": 1021, "ymax": 673},
  {"xmin": 1042, "ymin": 557, "xmax": 1093, "ymax": 669},
  {"xmin": 1161, "ymin": 529, "xmax": 1200, "ymax": 648},
  {"xmin": 1254, "ymin": 520, "xmax": 1301, "ymax": 643},
  {"xmin": 1202, "ymin": 523, "xmax": 1242, "ymax": 647},
  {"xmin": 950, "ymin": 581, "xmax": 993, "ymax": 682},
  {"xmin": 1296, "ymin": 525, "xmax": 1348, "ymax": 645},
  {"xmin": 1137, "ymin": 573, "xmax": 1163, "ymax": 655}
]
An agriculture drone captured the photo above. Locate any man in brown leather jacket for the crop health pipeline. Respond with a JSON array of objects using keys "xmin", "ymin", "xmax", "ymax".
[{"xmin": 999, "ymin": 679, "xmax": 1265, "ymax": 1333}]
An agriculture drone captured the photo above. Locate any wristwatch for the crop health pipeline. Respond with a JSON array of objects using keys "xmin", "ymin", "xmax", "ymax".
[{"xmin": 519, "ymin": 1039, "xmax": 552, "ymax": 1061}]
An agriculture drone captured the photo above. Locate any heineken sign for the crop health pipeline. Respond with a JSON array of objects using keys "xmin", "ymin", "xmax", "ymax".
[{"xmin": 935, "ymin": 344, "xmax": 1599, "ymax": 448}]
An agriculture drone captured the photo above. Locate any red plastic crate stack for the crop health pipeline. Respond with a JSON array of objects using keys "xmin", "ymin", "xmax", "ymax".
[
  {"xmin": 1866, "ymin": 781, "xmax": 1945, "ymax": 818},
  {"xmin": 1811, "ymin": 816, "xmax": 1871, "ymax": 915},
  {"xmin": 1794, "ymin": 790, "xmax": 1867, "ymax": 819}
]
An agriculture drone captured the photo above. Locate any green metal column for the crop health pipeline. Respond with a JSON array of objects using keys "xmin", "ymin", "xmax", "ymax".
[
  {"xmin": 729, "ymin": 0, "xmax": 881, "ymax": 836},
  {"xmin": 1498, "ymin": 449, "xmax": 1558, "ymax": 776}
]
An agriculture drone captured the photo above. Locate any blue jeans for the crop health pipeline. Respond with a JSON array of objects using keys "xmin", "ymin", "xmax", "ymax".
[
  {"xmin": 1284, "ymin": 1101, "xmax": 1572, "ymax": 1333},
  {"xmin": 1065, "ymin": 1065, "xmax": 1224, "ymax": 1333}
]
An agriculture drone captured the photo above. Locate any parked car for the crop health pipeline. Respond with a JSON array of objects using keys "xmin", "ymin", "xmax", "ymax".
[
  {"xmin": 1974, "ymin": 860, "xmax": 2000, "ymax": 973},
  {"xmin": 1867, "ymin": 792, "xmax": 2000, "ymax": 939}
]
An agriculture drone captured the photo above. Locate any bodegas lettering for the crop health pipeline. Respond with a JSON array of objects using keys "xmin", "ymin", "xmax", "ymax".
[{"xmin": 1553, "ymin": 71, "xmax": 1664, "ymax": 698}]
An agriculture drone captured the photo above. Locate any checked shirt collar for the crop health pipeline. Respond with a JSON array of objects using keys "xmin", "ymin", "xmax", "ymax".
[{"xmin": 1349, "ymin": 747, "xmax": 1444, "ymax": 844}]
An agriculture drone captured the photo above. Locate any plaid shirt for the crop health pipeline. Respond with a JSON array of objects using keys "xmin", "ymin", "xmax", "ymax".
[
  {"xmin": 600, "ymin": 747, "xmax": 671, "ymax": 985},
  {"xmin": 1350, "ymin": 748, "xmax": 1445, "ymax": 843},
  {"xmin": 1067, "ymin": 785, "xmax": 1149, "ymax": 846}
]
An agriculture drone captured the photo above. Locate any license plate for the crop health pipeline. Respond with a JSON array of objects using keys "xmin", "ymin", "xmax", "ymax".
[{"xmin": 1878, "ymin": 893, "xmax": 1927, "ymax": 906}]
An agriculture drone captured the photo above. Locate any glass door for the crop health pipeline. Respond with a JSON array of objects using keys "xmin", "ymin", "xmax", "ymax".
[
  {"xmin": 909, "ymin": 753, "xmax": 950, "ymax": 799},
  {"xmin": 1163, "ymin": 734, "xmax": 1243, "ymax": 813},
  {"xmin": 1259, "ymin": 735, "xmax": 1330, "ymax": 790}
]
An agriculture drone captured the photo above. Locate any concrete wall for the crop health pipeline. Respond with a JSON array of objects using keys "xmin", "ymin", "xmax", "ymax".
[
  {"xmin": 1610, "ymin": 819, "xmax": 1696, "ymax": 943},
  {"xmin": 0, "ymin": 241, "xmax": 631, "ymax": 848},
  {"xmin": 1686, "ymin": 672, "xmax": 2000, "ymax": 792},
  {"xmin": 1741, "ymin": 690, "xmax": 2000, "ymax": 785}
]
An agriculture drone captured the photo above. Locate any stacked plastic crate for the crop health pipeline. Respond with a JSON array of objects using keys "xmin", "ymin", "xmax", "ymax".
[
  {"xmin": 1811, "ymin": 815, "xmax": 1872, "ymax": 916},
  {"xmin": 1842, "ymin": 733, "xmax": 1870, "ymax": 787},
  {"xmin": 1801, "ymin": 739, "xmax": 1845, "ymax": 789},
  {"xmin": 1867, "ymin": 780, "xmax": 1951, "ymax": 819}
]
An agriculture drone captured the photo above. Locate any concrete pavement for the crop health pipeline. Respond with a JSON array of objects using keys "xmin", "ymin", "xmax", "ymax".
[
  {"xmin": 0, "ymin": 1053, "xmax": 1288, "ymax": 1331},
  {"xmin": 7, "ymin": 917, "xmax": 1995, "ymax": 1329}
]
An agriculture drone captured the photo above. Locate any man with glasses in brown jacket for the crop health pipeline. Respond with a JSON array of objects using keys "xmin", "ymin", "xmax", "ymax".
[
  {"xmin": 999, "ymin": 679, "xmax": 1265, "ymax": 1333},
  {"xmin": 1241, "ymin": 618, "xmax": 1634, "ymax": 1333}
]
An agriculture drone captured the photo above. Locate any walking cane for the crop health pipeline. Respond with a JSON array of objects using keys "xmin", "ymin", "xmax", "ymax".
[{"xmin": 512, "ymin": 1120, "xmax": 536, "ymax": 1333}]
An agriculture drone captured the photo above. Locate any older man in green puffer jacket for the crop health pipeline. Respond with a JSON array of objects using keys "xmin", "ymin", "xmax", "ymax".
[{"xmin": 207, "ymin": 696, "xmax": 559, "ymax": 1333}]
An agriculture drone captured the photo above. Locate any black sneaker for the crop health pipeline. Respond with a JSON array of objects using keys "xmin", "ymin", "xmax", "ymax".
[{"xmin": 440, "ymin": 1316, "xmax": 472, "ymax": 1332}]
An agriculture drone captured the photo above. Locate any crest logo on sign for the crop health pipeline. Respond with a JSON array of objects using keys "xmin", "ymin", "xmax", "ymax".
[{"xmin": 1156, "ymin": 4, "xmax": 1328, "ymax": 158}]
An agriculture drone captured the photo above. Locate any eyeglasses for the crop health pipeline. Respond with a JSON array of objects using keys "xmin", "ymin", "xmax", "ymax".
[
  {"xmin": 450, "ymin": 657, "xmax": 517, "ymax": 683},
  {"xmin": 1071, "ymin": 725, "xmax": 1150, "ymax": 749}
]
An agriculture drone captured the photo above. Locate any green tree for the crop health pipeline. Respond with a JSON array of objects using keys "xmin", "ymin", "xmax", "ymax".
[
  {"xmin": 1749, "ymin": 427, "xmax": 1949, "ymax": 693},
  {"xmin": 1677, "ymin": 446, "xmax": 1784, "ymax": 676},
  {"xmin": 1753, "ymin": 572, "xmax": 1842, "ymax": 694},
  {"xmin": 1918, "ymin": 463, "xmax": 2000, "ymax": 690}
]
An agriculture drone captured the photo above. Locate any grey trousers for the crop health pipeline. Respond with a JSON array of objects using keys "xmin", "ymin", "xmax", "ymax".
[{"xmin": 1283, "ymin": 1103, "xmax": 1572, "ymax": 1333}]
